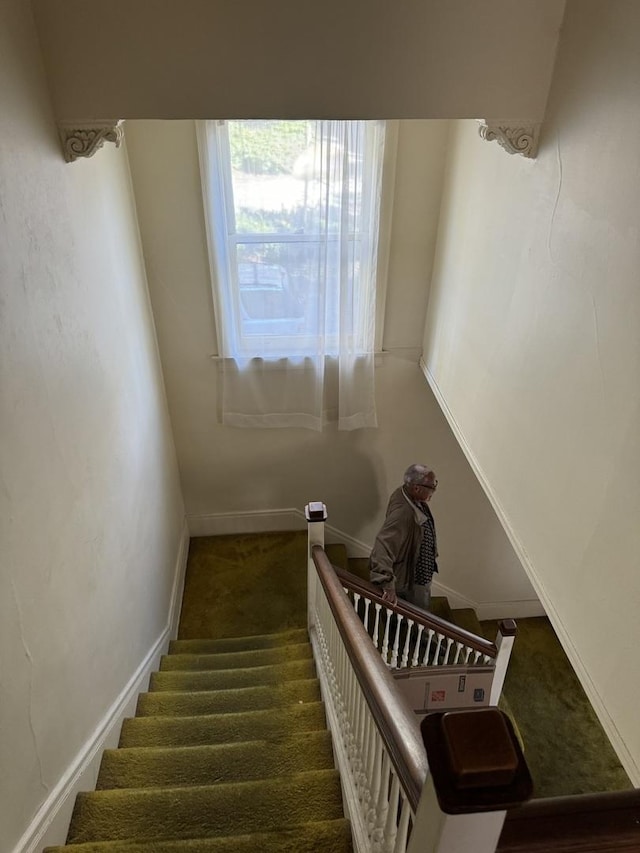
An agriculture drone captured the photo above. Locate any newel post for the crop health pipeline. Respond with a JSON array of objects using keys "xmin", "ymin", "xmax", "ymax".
[
  {"xmin": 305, "ymin": 502, "xmax": 327, "ymax": 631},
  {"xmin": 408, "ymin": 708, "xmax": 532, "ymax": 853},
  {"xmin": 490, "ymin": 620, "xmax": 518, "ymax": 706}
]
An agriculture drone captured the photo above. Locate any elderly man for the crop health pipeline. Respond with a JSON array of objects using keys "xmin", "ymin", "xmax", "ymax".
[{"xmin": 369, "ymin": 464, "xmax": 439, "ymax": 610}]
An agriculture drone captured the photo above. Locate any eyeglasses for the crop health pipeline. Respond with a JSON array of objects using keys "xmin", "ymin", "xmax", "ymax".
[{"xmin": 418, "ymin": 480, "xmax": 438, "ymax": 492}]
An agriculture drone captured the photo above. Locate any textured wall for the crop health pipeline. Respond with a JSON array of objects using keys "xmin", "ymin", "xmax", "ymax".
[
  {"xmin": 0, "ymin": 3, "xmax": 185, "ymax": 850},
  {"xmin": 423, "ymin": 0, "xmax": 640, "ymax": 781}
]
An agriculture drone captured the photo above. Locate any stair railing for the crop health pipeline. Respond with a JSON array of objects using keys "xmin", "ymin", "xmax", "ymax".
[
  {"xmin": 337, "ymin": 565, "xmax": 518, "ymax": 679},
  {"xmin": 306, "ymin": 503, "xmax": 532, "ymax": 853},
  {"xmin": 336, "ymin": 568, "xmax": 496, "ymax": 668}
]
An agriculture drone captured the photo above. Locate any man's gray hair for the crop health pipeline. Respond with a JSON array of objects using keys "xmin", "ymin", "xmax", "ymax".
[{"xmin": 403, "ymin": 464, "xmax": 433, "ymax": 486}]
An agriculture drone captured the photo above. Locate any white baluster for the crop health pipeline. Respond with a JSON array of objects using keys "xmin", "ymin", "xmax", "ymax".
[
  {"xmin": 373, "ymin": 602, "xmax": 382, "ymax": 650},
  {"xmin": 381, "ymin": 607, "xmax": 392, "ymax": 664},
  {"xmin": 363, "ymin": 596, "xmax": 371, "ymax": 632},
  {"xmin": 360, "ymin": 707, "xmax": 375, "ymax": 808},
  {"xmin": 463, "ymin": 646, "xmax": 472, "ymax": 664},
  {"xmin": 390, "ymin": 614, "xmax": 404, "ymax": 669},
  {"xmin": 421, "ymin": 628, "xmax": 435, "ymax": 665},
  {"xmin": 411, "ymin": 624, "xmax": 425, "ymax": 667},
  {"xmin": 473, "ymin": 650, "xmax": 481, "ymax": 664},
  {"xmin": 400, "ymin": 618, "xmax": 414, "ymax": 668},
  {"xmin": 442, "ymin": 637, "xmax": 454, "ymax": 664},
  {"xmin": 339, "ymin": 649, "xmax": 351, "ymax": 753},
  {"xmin": 366, "ymin": 729, "xmax": 384, "ymax": 835},
  {"xmin": 354, "ymin": 592, "xmax": 361, "ymax": 618},
  {"xmin": 383, "ymin": 770, "xmax": 401, "ymax": 853},
  {"xmin": 352, "ymin": 689, "xmax": 365, "ymax": 795},
  {"xmin": 372, "ymin": 752, "xmax": 392, "ymax": 853},
  {"xmin": 393, "ymin": 796, "xmax": 412, "ymax": 853},
  {"xmin": 453, "ymin": 640, "xmax": 463, "ymax": 664},
  {"xmin": 433, "ymin": 632, "xmax": 444, "ymax": 665},
  {"xmin": 347, "ymin": 677, "xmax": 358, "ymax": 776}
]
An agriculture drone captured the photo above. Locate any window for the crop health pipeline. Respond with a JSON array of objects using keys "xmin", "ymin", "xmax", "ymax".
[{"xmin": 199, "ymin": 120, "xmax": 386, "ymax": 360}]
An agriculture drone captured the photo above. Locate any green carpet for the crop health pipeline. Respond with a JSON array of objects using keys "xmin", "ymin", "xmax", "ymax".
[
  {"xmin": 46, "ymin": 627, "xmax": 352, "ymax": 853},
  {"xmin": 480, "ymin": 617, "xmax": 632, "ymax": 799},
  {"xmin": 48, "ymin": 531, "xmax": 632, "ymax": 853},
  {"xmin": 179, "ymin": 532, "xmax": 309, "ymax": 639}
]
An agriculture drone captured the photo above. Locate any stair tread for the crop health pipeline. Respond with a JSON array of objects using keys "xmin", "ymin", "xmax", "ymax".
[
  {"xmin": 429, "ymin": 596, "xmax": 453, "ymax": 621},
  {"xmin": 136, "ymin": 678, "xmax": 321, "ymax": 717},
  {"xmin": 325, "ymin": 543, "xmax": 348, "ymax": 570},
  {"xmin": 119, "ymin": 701, "xmax": 327, "ymax": 748},
  {"xmin": 159, "ymin": 642, "xmax": 312, "ymax": 671},
  {"xmin": 346, "ymin": 557, "xmax": 370, "ymax": 581},
  {"xmin": 451, "ymin": 607, "xmax": 485, "ymax": 637},
  {"xmin": 52, "ymin": 614, "xmax": 352, "ymax": 853},
  {"xmin": 67, "ymin": 770, "xmax": 344, "ymax": 843},
  {"xmin": 97, "ymin": 731, "xmax": 335, "ymax": 789},
  {"xmin": 46, "ymin": 818, "xmax": 352, "ymax": 853},
  {"xmin": 169, "ymin": 628, "xmax": 309, "ymax": 655},
  {"xmin": 150, "ymin": 658, "xmax": 316, "ymax": 692}
]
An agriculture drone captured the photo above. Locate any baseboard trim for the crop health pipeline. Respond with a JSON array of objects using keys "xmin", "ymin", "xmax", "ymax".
[
  {"xmin": 16, "ymin": 517, "xmax": 191, "ymax": 853},
  {"xmin": 420, "ymin": 360, "xmax": 640, "ymax": 786}
]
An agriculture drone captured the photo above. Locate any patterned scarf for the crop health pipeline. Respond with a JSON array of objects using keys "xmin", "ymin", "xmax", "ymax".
[{"xmin": 415, "ymin": 505, "xmax": 436, "ymax": 586}]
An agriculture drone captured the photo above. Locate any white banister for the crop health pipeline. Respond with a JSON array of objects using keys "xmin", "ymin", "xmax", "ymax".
[{"xmin": 305, "ymin": 505, "xmax": 530, "ymax": 853}]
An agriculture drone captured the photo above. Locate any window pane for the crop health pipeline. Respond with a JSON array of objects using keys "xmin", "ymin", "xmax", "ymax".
[
  {"xmin": 235, "ymin": 242, "xmax": 318, "ymax": 339},
  {"xmin": 228, "ymin": 120, "xmax": 365, "ymax": 239}
]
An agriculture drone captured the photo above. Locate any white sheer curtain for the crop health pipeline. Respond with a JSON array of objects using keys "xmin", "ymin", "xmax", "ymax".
[{"xmin": 198, "ymin": 119, "xmax": 385, "ymax": 430}]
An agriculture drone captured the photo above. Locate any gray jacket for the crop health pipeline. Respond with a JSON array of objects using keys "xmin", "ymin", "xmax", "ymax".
[{"xmin": 369, "ymin": 486, "xmax": 438, "ymax": 593}]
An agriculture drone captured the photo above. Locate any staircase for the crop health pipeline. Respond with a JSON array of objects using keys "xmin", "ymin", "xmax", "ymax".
[{"xmin": 46, "ymin": 628, "xmax": 352, "ymax": 853}]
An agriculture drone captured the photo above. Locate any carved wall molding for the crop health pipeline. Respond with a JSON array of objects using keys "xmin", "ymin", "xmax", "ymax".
[
  {"xmin": 58, "ymin": 120, "xmax": 125, "ymax": 163},
  {"xmin": 477, "ymin": 120, "xmax": 541, "ymax": 159}
]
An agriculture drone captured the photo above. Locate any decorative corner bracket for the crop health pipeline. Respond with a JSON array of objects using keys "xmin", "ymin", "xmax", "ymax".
[
  {"xmin": 58, "ymin": 120, "xmax": 125, "ymax": 163},
  {"xmin": 477, "ymin": 120, "xmax": 541, "ymax": 159}
]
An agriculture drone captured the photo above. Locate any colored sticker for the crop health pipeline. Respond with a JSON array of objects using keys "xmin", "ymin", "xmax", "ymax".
[
  {"xmin": 458, "ymin": 675, "xmax": 466, "ymax": 692},
  {"xmin": 431, "ymin": 690, "xmax": 446, "ymax": 702},
  {"xmin": 473, "ymin": 688, "xmax": 485, "ymax": 702}
]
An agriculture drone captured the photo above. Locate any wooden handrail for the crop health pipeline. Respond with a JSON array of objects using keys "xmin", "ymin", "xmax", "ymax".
[
  {"xmin": 497, "ymin": 789, "xmax": 640, "ymax": 851},
  {"xmin": 334, "ymin": 564, "xmax": 498, "ymax": 659},
  {"xmin": 312, "ymin": 545, "xmax": 428, "ymax": 811}
]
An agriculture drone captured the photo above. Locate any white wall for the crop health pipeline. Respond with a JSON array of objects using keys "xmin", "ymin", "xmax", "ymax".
[
  {"xmin": 0, "ymin": 3, "xmax": 186, "ymax": 850},
  {"xmin": 125, "ymin": 118, "xmax": 540, "ymax": 616},
  {"xmin": 32, "ymin": 0, "xmax": 564, "ymax": 121},
  {"xmin": 423, "ymin": 0, "xmax": 640, "ymax": 780}
]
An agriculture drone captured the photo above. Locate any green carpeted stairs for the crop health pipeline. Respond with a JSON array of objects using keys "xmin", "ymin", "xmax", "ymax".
[
  {"xmin": 46, "ymin": 628, "xmax": 352, "ymax": 853},
  {"xmin": 46, "ymin": 530, "xmax": 631, "ymax": 852}
]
